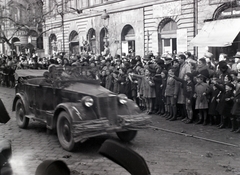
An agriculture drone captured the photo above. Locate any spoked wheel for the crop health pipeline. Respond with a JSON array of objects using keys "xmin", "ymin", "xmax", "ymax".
[
  {"xmin": 15, "ymin": 99, "xmax": 29, "ymax": 129},
  {"xmin": 116, "ymin": 130, "xmax": 137, "ymax": 142},
  {"xmin": 57, "ymin": 111, "xmax": 76, "ymax": 151}
]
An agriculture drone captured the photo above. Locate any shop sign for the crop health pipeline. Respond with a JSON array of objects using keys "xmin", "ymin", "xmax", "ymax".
[
  {"xmin": 220, "ymin": 7, "xmax": 240, "ymax": 17},
  {"xmin": 177, "ymin": 28, "xmax": 187, "ymax": 52},
  {"xmin": 153, "ymin": 1, "xmax": 181, "ymax": 18},
  {"xmin": 209, "ymin": 0, "xmax": 230, "ymax": 5}
]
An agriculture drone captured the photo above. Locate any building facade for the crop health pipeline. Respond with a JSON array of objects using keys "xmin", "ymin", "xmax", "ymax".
[
  {"xmin": 42, "ymin": 0, "xmax": 240, "ymax": 59},
  {"xmin": 1, "ymin": 0, "xmax": 44, "ymax": 56}
]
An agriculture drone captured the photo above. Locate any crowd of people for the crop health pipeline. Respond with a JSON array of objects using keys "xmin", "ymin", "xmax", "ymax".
[{"xmin": 1, "ymin": 50, "xmax": 240, "ymax": 133}]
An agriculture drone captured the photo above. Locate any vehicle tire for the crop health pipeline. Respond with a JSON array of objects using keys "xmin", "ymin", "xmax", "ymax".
[
  {"xmin": 15, "ymin": 99, "xmax": 29, "ymax": 129},
  {"xmin": 116, "ymin": 130, "xmax": 137, "ymax": 142},
  {"xmin": 57, "ymin": 111, "xmax": 76, "ymax": 151}
]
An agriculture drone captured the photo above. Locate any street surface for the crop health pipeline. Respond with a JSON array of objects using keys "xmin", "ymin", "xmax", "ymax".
[{"xmin": 0, "ymin": 86, "xmax": 240, "ymax": 175}]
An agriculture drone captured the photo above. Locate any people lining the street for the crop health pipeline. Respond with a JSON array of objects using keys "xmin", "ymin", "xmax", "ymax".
[{"xmin": 2, "ymin": 49, "xmax": 240, "ymax": 133}]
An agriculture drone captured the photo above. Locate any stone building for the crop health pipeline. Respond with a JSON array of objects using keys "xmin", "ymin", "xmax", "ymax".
[
  {"xmin": 42, "ymin": 0, "xmax": 240, "ymax": 59},
  {"xmin": 1, "ymin": 0, "xmax": 44, "ymax": 56}
]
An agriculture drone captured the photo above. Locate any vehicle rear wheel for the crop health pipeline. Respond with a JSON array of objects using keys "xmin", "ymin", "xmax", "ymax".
[
  {"xmin": 57, "ymin": 111, "xmax": 76, "ymax": 151},
  {"xmin": 116, "ymin": 130, "xmax": 137, "ymax": 142},
  {"xmin": 15, "ymin": 99, "xmax": 29, "ymax": 129}
]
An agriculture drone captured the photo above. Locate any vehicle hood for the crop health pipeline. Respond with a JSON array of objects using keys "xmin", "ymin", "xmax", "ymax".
[{"xmin": 63, "ymin": 82, "xmax": 115, "ymax": 97}]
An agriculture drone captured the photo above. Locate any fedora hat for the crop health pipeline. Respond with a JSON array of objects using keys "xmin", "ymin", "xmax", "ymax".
[{"xmin": 233, "ymin": 51, "xmax": 240, "ymax": 58}]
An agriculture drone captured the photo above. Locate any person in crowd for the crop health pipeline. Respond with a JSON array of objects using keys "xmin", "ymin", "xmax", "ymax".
[
  {"xmin": 173, "ymin": 72, "xmax": 194, "ymax": 123},
  {"xmin": 160, "ymin": 70, "xmax": 168, "ymax": 117},
  {"xmin": 176, "ymin": 53, "xmax": 191, "ymax": 121},
  {"xmin": 194, "ymin": 74, "xmax": 210, "ymax": 125},
  {"xmin": 164, "ymin": 68, "xmax": 177, "ymax": 121},
  {"xmin": 130, "ymin": 67, "xmax": 156, "ymax": 114},
  {"xmin": 232, "ymin": 51, "xmax": 240, "ymax": 72},
  {"xmin": 231, "ymin": 79, "xmax": 240, "ymax": 133},
  {"xmin": 105, "ymin": 69, "xmax": 113, "ymax": 91},
  {"xmin": 208, "ymin": 75, "xmax": 221, "ymax": 125},
  {"xmin": 215, "ymin": 74, "xmax": 234, "ymax": 129}
]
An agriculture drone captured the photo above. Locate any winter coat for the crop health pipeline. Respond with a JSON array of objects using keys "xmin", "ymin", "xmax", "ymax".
[
  {"xmin": 165, "ymin": 76, "xmax": 176, "ymax": 97},
  {"xmin": 231, "ymin": 90, "xmax": 240, "ymax": 115},
  {"xmin": 105, "ymin": 74, "xmax": 113, "ymax": 91},
  {"xmin": 173, "ymin": 76, "xmax": 194, "ymax": 101},
  {"xmin": 133, "ymin": 74, "xmax": 156, "ymax": 98},
  {"xmin": 177, "ymin": 62, "xmax": 191, "ymax": 104},
  {"xmin": 117, "ymin": 74, "xmax": 127, "ymax": 94},
  {"xmin": 215, "ymin": 84, "xmax": 234, "ymax": 116},
  {"xmin": 194, "ymin": 82, "xmax": 210, "ymax": 109},
  {"xmin": 208, "ymin": 85, "xmax": 220, "ymax": 116}
]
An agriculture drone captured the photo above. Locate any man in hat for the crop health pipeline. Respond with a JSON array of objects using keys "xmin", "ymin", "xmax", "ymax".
[
  {"xmin": 232, "ymin": 51, "xmax": 240, "ymax": 72},
  {"xmin": 176, "ymin": 53, "xmax": 191, "ymax": 120},
  {"xmin": 164, "ymin": 54, "xmax": 173, "ymax": 72}
]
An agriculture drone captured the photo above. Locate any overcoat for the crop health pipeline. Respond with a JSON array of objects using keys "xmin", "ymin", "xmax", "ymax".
[
  {"xmin": 133, "ymin": 74, "xmax": 156, "ymax": 98},
  {"xmin": 231, "ymin": 89, "xmax": 240, "ymax": 115},
  {"xmin": 195, "ymin": 82, "xmax": 210, "ymax": 109},
  {"xmin": 208, "ymin": 85, "xmax": 220, "ymax": 116},
  {"xmin": 215, "ymin": 84, "xmax": 234, "ymax": 116},
  {"xmin": 177, "ymin": 62, "xmax": 191, "ymax": 104}
]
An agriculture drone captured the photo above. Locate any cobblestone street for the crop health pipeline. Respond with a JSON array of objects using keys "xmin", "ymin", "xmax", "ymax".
[{"xmin": 1, "ymin": 86, "xmax": 240, "ymax": 175}]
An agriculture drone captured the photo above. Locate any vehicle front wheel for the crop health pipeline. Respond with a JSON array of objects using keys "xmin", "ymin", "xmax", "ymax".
[
  {"xmin": 116, "ymin": 130, "xmax": 137, "ymax": 142},
  {"xmin": 57, "ymin": 111, "xmax": 76, "ymax": 151},
  {"xmin": 15, "ymin": 99, "xmax": 29, "ymax": 129}
]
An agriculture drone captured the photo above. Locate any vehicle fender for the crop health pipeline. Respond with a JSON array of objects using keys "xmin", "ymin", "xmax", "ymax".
[
  {"xmin": 117, "ymin": 99, "xmax": 142, "ymax": 116},
  {"xmin": 12, "ymin": 93, "xmax": 30, "ymax": 114},
  {"xmin": 53, "ymin": 102, "xmax": 98, "ymax": 127}
]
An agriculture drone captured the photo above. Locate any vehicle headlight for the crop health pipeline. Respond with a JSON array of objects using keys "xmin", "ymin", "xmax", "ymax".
[
  {"xmin": 82, "ymin": 96, "xmax": 94, "ymax": 107},
  {"xmin": 118, "ymin": 94, "xmax": 128, "ymax": 104}
]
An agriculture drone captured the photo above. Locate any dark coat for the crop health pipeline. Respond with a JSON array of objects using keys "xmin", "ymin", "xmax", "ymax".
[
  {"xmin": 231, "ymin": 90, "xmax": 240, "ymax": 115},
  {"xmin": 208, "ymin": 85, "xmax": 220, "ymax": 116},
  {"xmin": 215, "ymin": 84, "xmax": 234, "ymax": 116}
]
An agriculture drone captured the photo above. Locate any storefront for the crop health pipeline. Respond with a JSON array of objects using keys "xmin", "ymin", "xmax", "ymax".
[{"xmin": 190, "ymin": 1, "xmax": 240, "ymax": 60}]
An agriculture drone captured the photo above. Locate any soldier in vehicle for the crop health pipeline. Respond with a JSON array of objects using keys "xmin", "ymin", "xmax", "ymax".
[{"xmin": 40, "ymin": 71, "xmax": 52, "ymax": 86}]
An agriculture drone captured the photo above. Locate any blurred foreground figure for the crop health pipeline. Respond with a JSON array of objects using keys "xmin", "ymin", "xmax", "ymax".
[
  {"xmin": 0, "ymin": 98, "xmax": 10, "ymax": 124},
  {"xmin": 35, "ymin": 160, "xmax": 70, "ymax": 175},
  {"xmin": 0, "ymin": 140, "xmax": 12, "ymax": 175},
  {"xmin": 99, "ymin": 139, "xmax": 150, "ymax": 175}
]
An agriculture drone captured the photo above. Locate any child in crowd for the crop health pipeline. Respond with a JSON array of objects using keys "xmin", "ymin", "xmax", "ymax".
[
  {"xmin": 164, "ymin": 69, "xmax": 177, "ymax": 121},
  {"xmin": 130, "ymin": 67, "xmax": 156, "ymax": 114},
  {"xmin": 160, "ymin": 70, "xmax": 167, "ymax": 117},
  {"xmin": 194, "ymin": 74, "xmax": 210, "ymax": 125},
  {"xmin": 214, "ymin": 76, "xmax": 234, "ymax": 129},
  {"xmin": 208, "ymin": 76, "xmax": 221, "ymax": 125}
]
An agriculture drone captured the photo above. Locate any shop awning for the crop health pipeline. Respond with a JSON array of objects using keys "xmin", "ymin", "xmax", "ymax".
[{"xmin": 190, "ymin": 18, "xmax": 240, "ymax": 47}]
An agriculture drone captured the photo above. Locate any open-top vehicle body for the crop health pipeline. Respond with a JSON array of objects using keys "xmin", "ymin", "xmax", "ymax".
[{"xmin": 12, "ymin": 67, "xmax": 151, "ymax": 151}]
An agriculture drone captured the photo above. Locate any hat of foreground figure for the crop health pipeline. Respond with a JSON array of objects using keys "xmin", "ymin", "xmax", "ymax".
[
  {"xmin": 35, "ymin": 160, "xmax": 70, "ymax": 175},
  {"xmin": 233, "ymin": 51, "xmax": 240, "ymax": 58}
]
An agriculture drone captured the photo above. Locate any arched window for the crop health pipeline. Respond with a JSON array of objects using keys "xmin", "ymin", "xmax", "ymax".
[
  {"xmin": 121, "ymin": 25, "xmax": 135, "ymax": 56},
  {"xmin": 158, "ymin": 19, "xmax": 177, "ymax": 55},
  {"xmin": 69, "ymin": 30, "xmax": 79, "ymax": 55},
  {"xmin": 49, "ymin": 34, "xmax": 57, "ymax": 55},
  {"xmin": 87, "ymin": 28, "xmax": 96, "ymax": 53},
  {"xmin": 100, "ymin": 27, "xmax": 108, "ymax": 52}
]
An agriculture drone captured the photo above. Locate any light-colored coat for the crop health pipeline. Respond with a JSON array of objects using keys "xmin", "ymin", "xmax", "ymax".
[{"xmin": 177, "ymin": 62, "xmax": 191, "ymax": 104}]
